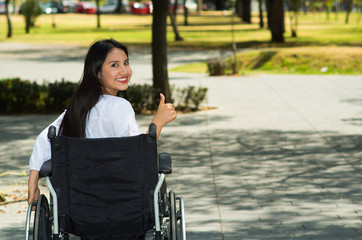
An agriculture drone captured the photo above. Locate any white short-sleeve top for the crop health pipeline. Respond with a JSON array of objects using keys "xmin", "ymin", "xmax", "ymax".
[{"xmin": 29, "ymin": 95, "xmax": 140, "ymax": 171}]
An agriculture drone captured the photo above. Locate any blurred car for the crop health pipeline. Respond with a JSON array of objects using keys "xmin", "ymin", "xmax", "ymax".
[
  {"xmin": 62, "ymin": 0, "xmax": 76, "ymax": 12},
  {"xmin": 0, "ymin": 1, "xmax": 14, "ymax": 14},
  {"xmin": 40, "ymin": 1, "xmax": 66, "ymax": 14},
  {"xmin": 100, "ymin": 0, "xmax": 129, "ymax": 13},
  {"xmin": 129, "ymin": 1, "xmax": 152, "ymax": 15},
  {"xmin": 75, "ymin": 1, "xmax": 97, "ymax": 14}
]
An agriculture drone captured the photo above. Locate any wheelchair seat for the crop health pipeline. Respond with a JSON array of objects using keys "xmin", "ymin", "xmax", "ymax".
[{"xmin": 25, "ymin": 124, "xmax": 186, "ymax": 240}]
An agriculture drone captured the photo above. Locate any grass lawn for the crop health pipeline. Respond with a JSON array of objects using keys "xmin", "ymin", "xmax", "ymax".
[{"xmin": 0, "ymin": 11, "xmax": 361, "ymax": 74}]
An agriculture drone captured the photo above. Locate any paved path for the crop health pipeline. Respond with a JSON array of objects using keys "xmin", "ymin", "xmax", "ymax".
[{"xmin": 0, "ymin": 43, "xmax": 361, "ymax": 240}]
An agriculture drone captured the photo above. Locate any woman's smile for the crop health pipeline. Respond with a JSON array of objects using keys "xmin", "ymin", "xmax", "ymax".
[
  {"xmin": 116, "ymin": 77, "xmax": 128, "ymax": 83},
  {"xmin": 100, "ymin": 48, "xmax": 132, "ymax": 95}
]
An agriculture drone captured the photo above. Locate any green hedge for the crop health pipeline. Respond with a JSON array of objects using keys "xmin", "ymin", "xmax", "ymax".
[{"xmin": 0, "ymin": 78, "xmax": 208, "ymax": 114}]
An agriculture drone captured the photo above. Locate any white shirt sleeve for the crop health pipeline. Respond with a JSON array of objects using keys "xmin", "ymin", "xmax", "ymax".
[
  {"xmin": 29, "ymin": 111, "xmax": 65, "ymax": 171},
  {"xmin": 109, "ymin": 99, "xmax": 140, "ymax": 137}
]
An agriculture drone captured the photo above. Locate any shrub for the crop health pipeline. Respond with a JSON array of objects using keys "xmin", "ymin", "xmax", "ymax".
[
  {"xmin": 172, "ymin": 86, "xmax": 208, "ymax": 111},
  {"xmin": 0, "ymin": 78, "xmax": 209, "ymax": 114},
  {"xmin": 118, "ymin": 84, "xmax": 158, "ymax": 114},
  {"xmin": 0, "ymin": 78, "xmax": 40, "ymax": 113},
  {"xmin": 43, "ymin": 80, "xmax": 78, "ymax": 112},
  {"xmin": 207, "ymin": 58, "xmax": 225, "ymax": 76}
]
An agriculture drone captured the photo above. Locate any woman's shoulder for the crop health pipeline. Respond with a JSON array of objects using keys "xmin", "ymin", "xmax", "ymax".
[
  {"xmin": 98, "ymin": 95, "xmax": 133, "ymax": 111},
  {"xmin": 100, "ymin": 95, "xmax": 130, "ymax": 105}
]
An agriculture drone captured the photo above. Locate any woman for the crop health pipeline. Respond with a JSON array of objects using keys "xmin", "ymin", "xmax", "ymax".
[{"xmin": 28, "ymin": 39, "xmax": 177, "ymax": 204}]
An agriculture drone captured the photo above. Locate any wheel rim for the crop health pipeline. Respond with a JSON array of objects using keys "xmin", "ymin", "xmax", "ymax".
[
  {"xmin": 33, "ymin": 194, "xmax": 52, "ymax": 240},
  {"xmin": 169, "ymin": 190, "xmax": 177, "ymax": 240}
]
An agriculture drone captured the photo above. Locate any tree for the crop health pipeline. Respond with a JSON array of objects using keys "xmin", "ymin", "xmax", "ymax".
[
  {"xmin": 152, "ymin": 0, "xmax": 172, "ymax": 102},
  {"xmin": 5, "ymin": 0, "xmax": 12, "ymax": 38},
  {"xmin": 183, "ymin": 0, "xmax": 189, "ymax": 26},
  {"xmin": 268, "ymin": 0, "xmax": 284, "ymax": 42},
  {"xmin": 344, "ymin": 0, "xmax": 353, "ymax": 24},
  {"xmin": 258, "ymin": 0, "xmax": 264, "ymax": 28},
  {"xmin": 236, "ymin": 0, "xmax": 251, "ymax": 23},
  {"xmin": 23, "ymin": 0, "xmax": 42, "ymax": 34},
  {"xmin": 115, "ymin": 0, "xmax": 124, "ymax": 13},
  {"xmin": 288, "ymin": 0, "xmax": 301, "ymax": 37},
  {"xmin": 169, "ymin": 0, "xmax": 184, "ymax": 41},
  {"xmin": 96, "ymin": 0, "xmax": 101, "ymax": 28}
]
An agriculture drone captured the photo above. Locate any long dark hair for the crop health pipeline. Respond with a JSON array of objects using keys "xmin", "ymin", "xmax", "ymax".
[{"xmin": 59, "ymin": 39, "xmax": 129, "ymax": 138}]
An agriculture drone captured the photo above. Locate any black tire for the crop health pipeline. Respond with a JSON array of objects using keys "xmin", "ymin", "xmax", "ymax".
[
  {"xmin": 33, "ymin": 194, "xmax": 52, "ymax": 240},
  {"xmin": 169, "ymin": 190, "xmax": 177, "ymax": 240}
]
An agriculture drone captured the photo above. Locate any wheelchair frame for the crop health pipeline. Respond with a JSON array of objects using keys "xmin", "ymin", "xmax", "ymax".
[{"xmin": 25, "ymin": 124, "xmax": 186, "ymax": 240}]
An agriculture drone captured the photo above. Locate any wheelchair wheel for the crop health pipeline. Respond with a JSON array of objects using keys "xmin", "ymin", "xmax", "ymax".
[
  {"xmin": 33, "ymin": 194, "xmax": 52, "ymax": 240},
  {"xmin": 169, "ymin": 190, "xmax": 177, "ymax": 240}
]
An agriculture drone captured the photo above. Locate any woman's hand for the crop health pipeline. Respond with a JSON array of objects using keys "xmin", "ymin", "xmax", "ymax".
[
  {"xmin": 151, "ymin": 93, "xmax": 177, "ymax": 139},
  {"xmin": 28, "ymin": 170, "xmax": 40, "ymax": 205}
]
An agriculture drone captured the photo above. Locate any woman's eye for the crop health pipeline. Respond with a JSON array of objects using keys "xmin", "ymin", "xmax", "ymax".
[
  {"xmin": 112, "ymin": 63, "xmax": 119, "ymax": 67},
  {"xmin": 124, "ymin": 60, "xmax": 129, "ymax": 65}
]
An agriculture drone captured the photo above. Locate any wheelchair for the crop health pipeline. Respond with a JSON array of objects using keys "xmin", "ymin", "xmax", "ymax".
[{"xmin": 25, "ymin": 124, "xmax": 186, "ymax": 240}]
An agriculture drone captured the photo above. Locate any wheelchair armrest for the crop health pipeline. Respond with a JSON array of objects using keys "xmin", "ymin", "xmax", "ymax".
[
  {"xmin": 159, "ymin": 153, "xmax": 172, "ymax": 174},
  {"xmin": 39, "ymin": 160, "xmax": 52, "ymax": 178}
]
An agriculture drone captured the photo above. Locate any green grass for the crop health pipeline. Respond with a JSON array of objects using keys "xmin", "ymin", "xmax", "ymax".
[
  {"xmin": 1, "ymin": 11, "xmax": 361, "ymax": 47},
  {"xmin": 0, "ymin": 11, "xmax": 361, "ymax": 74},
  {"xmin": 172, "ymin": 46, "xmax": 362, "ymax": 75}
]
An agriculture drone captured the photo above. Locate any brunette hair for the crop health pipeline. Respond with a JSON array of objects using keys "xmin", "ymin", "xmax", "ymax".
[{"xmin": 59, "ymin": 39, "xmax": 129, "ymax": 137}]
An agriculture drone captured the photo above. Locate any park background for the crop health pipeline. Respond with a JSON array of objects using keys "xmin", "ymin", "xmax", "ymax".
[{"xmin": 0, "ymin": 0, "xmax": 362, "ymax": 239}]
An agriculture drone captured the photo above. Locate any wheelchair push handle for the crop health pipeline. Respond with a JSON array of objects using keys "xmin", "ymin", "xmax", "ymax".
[
  {"xmin": 48, "ymin": 125, "xmax": 57, "ymax": 142},
  {"xmin": 149, "ymin": 123, "xmax": 157, "ymax": 139}
]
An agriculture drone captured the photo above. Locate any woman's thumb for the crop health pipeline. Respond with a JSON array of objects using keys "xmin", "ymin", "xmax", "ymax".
[{"xmin": 159, "ymin": 93, "xmax": 165, "ymax": 105}]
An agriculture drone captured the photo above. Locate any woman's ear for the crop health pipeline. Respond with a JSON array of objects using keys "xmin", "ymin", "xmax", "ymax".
[{"xmin": 98, "ymin": 71, "xmax": 102, "ymax": 80}]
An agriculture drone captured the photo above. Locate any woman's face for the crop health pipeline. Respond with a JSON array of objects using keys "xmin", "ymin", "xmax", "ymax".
[{"xmin": 99, "ymin": 48, "xmax": 132, "ymax": 96}]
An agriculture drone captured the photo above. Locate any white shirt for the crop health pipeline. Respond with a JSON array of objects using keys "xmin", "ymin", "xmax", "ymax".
[{"xmin": 29, "ymin": 95, "xmax": 140, "ymax": 171}]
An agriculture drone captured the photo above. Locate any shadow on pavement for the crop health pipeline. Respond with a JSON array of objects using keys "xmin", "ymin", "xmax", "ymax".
[
  {"xmin": 160, "ymin": 125, "xmax": 361, "ymax": 239},
  {"xmin": 1, "ymin": 224, "xmax": 25, "ymax": 240},
  {"xmin": 1, "ymin": 114, "xmax": 361, "ymax": 239}
]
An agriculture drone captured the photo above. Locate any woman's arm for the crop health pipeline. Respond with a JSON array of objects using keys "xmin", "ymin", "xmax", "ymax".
[
  {"xmin": 27, "ymin": 170, "xmax": 40, "ymax": 205},
  {"xmin": 151, "ymin": 93, "xmax": 177, "ymax": 139}
]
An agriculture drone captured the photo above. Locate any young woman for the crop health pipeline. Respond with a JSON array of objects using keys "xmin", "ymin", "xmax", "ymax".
[{"xmin": 27, "ymin": 39, "xmax": 177, "ymax": 204}]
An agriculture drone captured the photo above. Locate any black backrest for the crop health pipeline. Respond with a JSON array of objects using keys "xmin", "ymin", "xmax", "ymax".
[{"xmin": 49, "ymin": 130, "xmax": 158, "ymax": 239}]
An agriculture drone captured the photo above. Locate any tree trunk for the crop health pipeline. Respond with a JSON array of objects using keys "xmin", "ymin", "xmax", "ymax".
[
  {"xmin": 236, "ymin": 0, "xmax": 251, "ymax": 23},
  {"xmin": 242, "ymin": 0, "xmax": 251, "ymax": 23},
  {"xmin": 26, "ymin": 19, "xmax": 31, "ymax": 34},
  {"xmin": 96, "ymin": 0, "xmax": 101, "ymax": 28},
  {"xmin": 173, "ymin": 0, "xmax": 178, "ymax": 16},
  {"xmin": 169, "ymin": 11, "xmax": 184, "ymax": 41},
  {"xmin": 197, "ymin": 0, "xmax": 203, "ymax": 15},
  {"xmin": 289, "ymin": 0, "xmax": 300, "ymax": 38},
  {"xmin": 258, "ymin": 0, "xmax": 264, "ymax": 28},
  {"xmin": 266, "ymin": 0, "xmax": 271, "ymax": 29},
  {"xmin": 183, "ymin": 0, "xmax": 188, "ymax": 26},
  {"xmin": 214, "ymin": 0, "xmax": 223, "ymax": 10},
  {"xmin": 115, "ymin": 0, "xmax": 124, "ymax": 13},
  {"xmin": 345, "ymin": 0, "xmax": 353, "ymax": 24},
  {"xmin": 269, "ymin": 0, "xmax": 284, "ymax": 42},
  {"xmin": 152, "ymin": 0, "xmax": 172, "ymax": 103},
  {"xmin": 169, "ymin": 0, "xmax": 183, "ymax": 41},
  {"xmin": 236, "ymin": 0, "xmax": 242, "ymax": 18},
  {"xmin": 290, "ymin": 12, "xmax": 297, "ymax": 37},
  {"xmin": 5, "ymin": 0, "xmax": 12, "ymax": 38}
]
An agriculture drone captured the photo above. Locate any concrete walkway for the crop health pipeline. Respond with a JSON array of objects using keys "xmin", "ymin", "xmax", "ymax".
[{"xmin": 0, "ymin": 43, "xmax": 361, "ymax": 240}]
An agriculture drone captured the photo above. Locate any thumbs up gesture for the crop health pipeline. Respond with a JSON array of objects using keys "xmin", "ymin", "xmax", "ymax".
[{"xmin": 151, "ymin": 93, "xmax": 177, "ymax": 138}]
